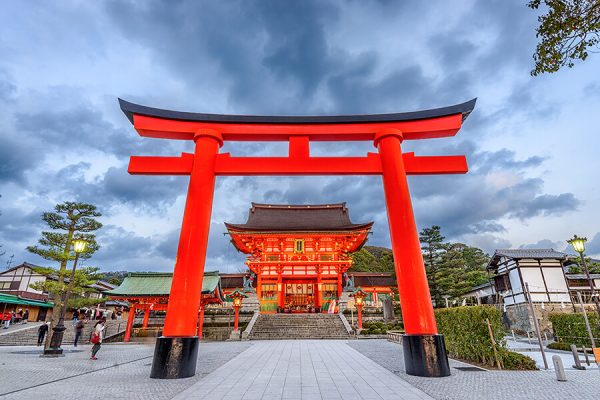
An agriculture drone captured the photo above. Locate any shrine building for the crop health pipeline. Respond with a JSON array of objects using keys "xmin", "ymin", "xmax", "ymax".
[{"xmin": 225, "ymin": 203, "xmax": 374, "ymax": 313}]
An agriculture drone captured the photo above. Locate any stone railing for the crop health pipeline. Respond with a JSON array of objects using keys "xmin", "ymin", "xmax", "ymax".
[
  {"xmin": 241, "ymin": 311, "xmax": 260, "ymax": 340},
  {"xmin": 338, "ymin": 312, "xmax": 354, "ymax": 336},
  {"xmin": 387, "ymin": 330, "xmax": 403, "ymax": 344}
]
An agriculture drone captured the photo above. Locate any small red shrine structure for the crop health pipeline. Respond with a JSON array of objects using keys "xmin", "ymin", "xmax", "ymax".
[
  {"xmin": 106, "ymin": 272, "xmax": 223, "ymax": 342},
  {"xmin": 226, "ymin": 203, "xmax": 372, "ymax": 313},
  {"xmin": 120, "ymin": 97, "xmax": 476, "ymax": 379}
]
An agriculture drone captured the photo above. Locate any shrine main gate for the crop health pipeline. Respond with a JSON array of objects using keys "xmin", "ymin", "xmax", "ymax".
[{"xmin": 120, "ymin": 98, "xmax": 476, "ymax": 379}]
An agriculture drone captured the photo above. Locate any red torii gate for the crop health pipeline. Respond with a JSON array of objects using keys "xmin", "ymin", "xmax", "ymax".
[{"xmin": 119, "ymin": 98, "xmax": 476, "ymax": 379}]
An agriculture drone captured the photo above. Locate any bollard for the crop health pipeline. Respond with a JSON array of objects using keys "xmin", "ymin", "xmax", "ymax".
[
  {"xmin": 552, "ymin": 355, "xmax": 567, "ymax": 381},
  {"xmin": 571, "ymin": 344, "xmax": 585, "ymax": 370}
]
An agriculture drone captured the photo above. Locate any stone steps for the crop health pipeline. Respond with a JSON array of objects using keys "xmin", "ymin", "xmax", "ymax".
[{"xmin": 248, "ymin": 314, "xmax": 349, "ymax": 340}]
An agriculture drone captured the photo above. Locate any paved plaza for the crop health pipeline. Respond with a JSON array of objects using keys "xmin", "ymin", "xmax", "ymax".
[{"xmin": 0, "ymin": 340, "xmax": 599, "ymax": 399}]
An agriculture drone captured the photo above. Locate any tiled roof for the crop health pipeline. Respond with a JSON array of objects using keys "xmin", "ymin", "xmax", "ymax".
[
  {"xmin": 494, "ymin": 249, "xmax": 567, "ymax": 259},
  {"xmin": 106, "ymin": 271, "xmax": 221, "ymax": 297},
  {"xmin": 225, "ymin": 203, "xmax": 373, "ymax": 232},
  {"xmin": 488, "ymin": 248, "xmax": 567, "ymax": 270},
  {"xmin": 352, "ymin": 272, "xmax": 396, "ymax": 287},
  {"xmin": 565, "ymin": 274, "xmax": 600, "ymax": 280}
]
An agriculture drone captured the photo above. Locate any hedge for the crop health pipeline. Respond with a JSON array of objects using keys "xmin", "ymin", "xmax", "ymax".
[
  {"xmin": 549, "ymin": 313, "xmax": 600, "ymax": 347},
  {"xmin": 435, "ymin": 306, "xmax": 536, "ymax": 370}
]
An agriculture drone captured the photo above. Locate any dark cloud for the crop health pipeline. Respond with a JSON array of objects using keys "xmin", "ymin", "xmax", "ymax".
[{"xmin": 0, "ymin": 0, "xmax": 595, "ymax": 272}]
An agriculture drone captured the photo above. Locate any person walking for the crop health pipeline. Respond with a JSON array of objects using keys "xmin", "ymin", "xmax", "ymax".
[
  {"xmin": 74, "ymin": 317, "xmax": 85, "ymax": 347},
  {"xmin": 2, "ymin": 312, "xmax": 11, "ymax": 329},
  {"xmin": 90, "ymin": 318, "xmax": 105, "ymax": 360},
  {"xmin": 71, "ymin": 310, "xmax": 79, "ymax": 327},
  {"xmin": 37, "ymin": 322, "xmax": 49, "ymax": 346},
  {"xmin": 22, "ymin": 309, "xmax": 29, "ymax": 324}
]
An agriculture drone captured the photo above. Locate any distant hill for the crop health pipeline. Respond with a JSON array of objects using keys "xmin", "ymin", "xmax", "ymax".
[
  {"xmin": 100, "ymin": 270, "xmax": 129, "ymax": 286},
  {"xmin": 350, "ymin": 245, "xmax": 395, "ymax": 274}
]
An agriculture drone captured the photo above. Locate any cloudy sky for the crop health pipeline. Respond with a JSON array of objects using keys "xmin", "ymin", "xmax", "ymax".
[{"xmin": 1, "ymin": 0, "xmax": 599, "ymax": 273}]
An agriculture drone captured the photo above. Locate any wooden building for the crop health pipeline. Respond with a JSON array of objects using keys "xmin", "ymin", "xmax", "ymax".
[
  {"xmin": 106, "ymin": 271, "xmax": 224, "ymax": 341},
  {"xmin": 487, "ymin": 249, "xmax": 571, "ymax": 332},
  {"xmin": 225, "ymin": 203, "xmax": 374, "ymax": 313}
]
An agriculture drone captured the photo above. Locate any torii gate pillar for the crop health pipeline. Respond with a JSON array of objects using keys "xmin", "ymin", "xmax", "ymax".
[
  {"xmin": 376, "ymin": 130, "xmax": 450, "ymax": 377},
  {"xmin": 150, "ymin": 131, "xmax": 222, "ymax": 379}
]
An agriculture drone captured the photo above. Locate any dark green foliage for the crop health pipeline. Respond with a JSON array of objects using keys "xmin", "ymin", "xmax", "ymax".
[
  {"xmin": 500, "ymin": 351, "xmax": 538, "ymax": 370},
  {"xmin": 566, "ymin": 256, "xmax": 600, "ymax": 274},
  {"xmin": 550, "ymin": 313, "xmax": 600, "ymax": 347},
  {"xmin": 435, "ymin": 306, "xmax": 537, "ymax": 370},
  {"xmin": 359, "ymin": 320, "xmax": 403, "ymax": 335},
  {"xmin": 436, "ymin": 243, "xmax": 490, "ymax": 300},
  {"xmin": 27, "ymin": 202, "xmax": 103, "ymax": 343},
  {"xmin": 420, "ymin": 226, "xmax": 445, "ymax": 306},
  {"xmin": 420, "ymin": 226, "xmax": 491, "ymax": 306},
  {"xmin": 529, "ymin": 0, "xmax": 600, "ymax": 75},
  {"xmin": 547, "ymin": 341, "xmax": 572, "ymax": 351},
  {"xmin": 350, "ymin": 246, "xmax": 395, "ymax": 274}
]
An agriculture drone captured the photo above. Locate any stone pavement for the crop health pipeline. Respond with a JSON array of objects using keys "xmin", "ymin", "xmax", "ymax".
[
  {"xmin": 173, "ymin": 340, "xmax": 433, "ymax": 400},
  {"xmin": 2, "ymin": 339, "xmax": 599, "ymax": 399},
  {"xmin": 349, "ymin": 339, "xmax": 600, "ymax": 400},
  {"xmin": 0, "ymin": 341, "xmax": 251, "ymax": 400}
]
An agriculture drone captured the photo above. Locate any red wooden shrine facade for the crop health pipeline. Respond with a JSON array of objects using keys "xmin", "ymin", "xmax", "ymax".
[{"xmin": 226, "ymin": 203, "xmax": 372, "ymax": 313}]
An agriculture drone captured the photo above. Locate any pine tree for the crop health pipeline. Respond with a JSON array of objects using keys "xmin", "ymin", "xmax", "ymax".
[
  {"xmin": 419, "ymin": 226, "xmax": 445, "ymax": 307},
  {"xmin": 27, "ymin": 202, "xmax": 102, "ymax": 349}
]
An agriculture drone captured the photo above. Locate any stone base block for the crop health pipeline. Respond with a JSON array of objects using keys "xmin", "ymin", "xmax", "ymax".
[
  {"xmin": 403, "ymin": 334, "xmax": 450, "ymax": 377},
  {"xmin": 150, "ymin": 336, "xmax": 198, "ymax": 379}
]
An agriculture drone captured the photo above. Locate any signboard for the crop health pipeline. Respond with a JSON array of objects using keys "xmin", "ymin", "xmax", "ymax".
[{"xmin": 593, "ymin": 347, "xmax": 600, "ymax": 363}]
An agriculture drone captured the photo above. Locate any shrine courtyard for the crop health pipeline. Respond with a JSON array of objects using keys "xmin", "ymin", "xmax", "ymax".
[{"xmin": 0, "ymin": 340, "xmax": 598, "ymax": 400}]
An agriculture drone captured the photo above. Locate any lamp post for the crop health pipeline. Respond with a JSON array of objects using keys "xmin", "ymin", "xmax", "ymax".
[
  {"xmin": 568, "ymin": 235, "xmax": 600, "ymax": 318},
  {"xmin": 227, "ymin": 289, "xmax": 247, "ymax": 332},
  {"xmin": 43, "ymin": 239, "xmax": 87, "ymax": 356},
  {"xmin": 351, "ymin": 287, "xmax": 367, "ymax": 330}
]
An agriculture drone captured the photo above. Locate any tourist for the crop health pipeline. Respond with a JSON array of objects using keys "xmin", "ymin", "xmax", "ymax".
[
  {"xmin": 37, "ymin": 322, "xmax": 49, "ymax": 346},
  {"xmin": 74, "ymin": 317, "xmax": 85, "ymax": 347},
  {"xmin": 110, "ymin": 310, "xmax": 116, "ymax": 320},
  {"xmin": 16, "ymin": 309, "xmax": 22, "ymax": 323},
  {"xmin": 2, "ymin": 311, "xmax": 11, "ymax": 329},
  {"xmin": 22, "ymin": 309, "xmax": 29, "ymax": 324},
  {"xmin": 90, "ymin": 318, "xmax": 106, "ymax": 360},
  {"xmin": 71, "ymin": 310, "xmax": 79, "ymax": 327}
]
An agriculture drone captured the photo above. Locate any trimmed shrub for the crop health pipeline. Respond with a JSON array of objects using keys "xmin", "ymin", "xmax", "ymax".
[
  {"xmin": 549, "ymin": 313, "xmax": 600, "ymax": 348},
  {"xmin": 547, "ymin": 342, "xmax": 572, "ymax": 351},
  {"xmin": 499, "ymin": 350, "xmax": 538, "ymax": 370},
  {"xmin": 435, "ymin": 306, "xmax": 536, "ymax": 370}
]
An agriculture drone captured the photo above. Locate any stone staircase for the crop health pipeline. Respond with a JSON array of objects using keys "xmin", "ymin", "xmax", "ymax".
[
  {"xmin": 248, "ymin": 314, "xmax": 350, "ymax": 340},
  {"xmin": 0, "ymin": 319, "xmax": 126, "ymax": 346}
]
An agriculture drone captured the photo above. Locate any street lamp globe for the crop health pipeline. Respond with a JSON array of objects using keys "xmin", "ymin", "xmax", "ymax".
[
  {"xmin": 72, "ymin": 239, "xmax": 88, "ymax": 254},
  {"xmin": 567, "ymin": 235, "xmax": 587, "ymax": 254}
]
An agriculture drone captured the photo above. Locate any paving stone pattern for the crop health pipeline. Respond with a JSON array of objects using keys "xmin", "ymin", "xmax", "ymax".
[
  {"xmin": 349, "ymin": 339, "xmax": 600, "ymax": 400},
  {"xmin": 174, "ymin": 340, "xmax": 433, "ymax": 400},
  {"xmin": 0, "ymin": 341, "xmax": 251, "ymax": 400}
]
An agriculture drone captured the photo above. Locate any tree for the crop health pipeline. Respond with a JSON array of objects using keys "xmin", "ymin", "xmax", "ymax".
[
  {"xmin": 419, "ymin": 226, "xmax": 446, "ymax": 307},
  {"xmin": 350, "ymin": 246, "xmax": 395, "ymax": 273},
  {"xmin": 529, "ymin": 0, "xmax": 600, "ymax": 75},
  {"xmin": 567, "ymin": 257, "xmax": 600, "ymax": 274},
  {"xmin": 29, "ymin": 266, "xmax": 104, "ymax": 309},
  {"xmin": 435, "ymin": 243, "xmax": 490, "ymax": 301},
  {"xmin": 27, "ymin": 202, "xmax": 102, "ymax": 349}
]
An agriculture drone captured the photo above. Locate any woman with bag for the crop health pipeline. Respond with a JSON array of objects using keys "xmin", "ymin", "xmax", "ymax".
[{"xmin": 90, "ymin": 318, "xmax": 106, "ymax": 360}]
